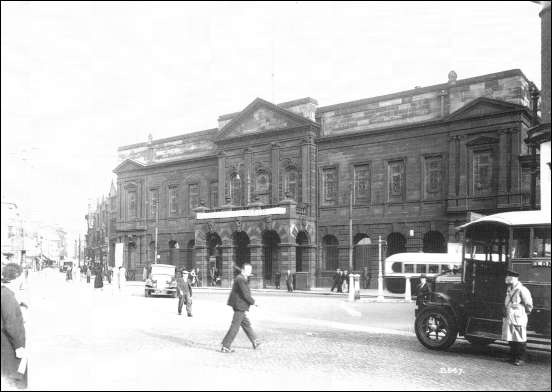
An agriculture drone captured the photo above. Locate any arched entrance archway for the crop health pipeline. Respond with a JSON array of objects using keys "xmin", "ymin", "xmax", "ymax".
[
  {"xmin": 168, "ymin": 240, "xmax": 179, "ymax": 266},
  {"xmin": 206, "ymin": 233, "xmax": 222, "ymax": 281},
  {"xmin": 322, "ymin": 235, "xmax": 339, "ymax": 271},
  {"xmin": 233, "ymin": 231, "xmax": 250, "ymax": 269},
  {"xmin": 353, "ymin": 233, "xmax": 371, "ymax": 271},
  {"xmin": 295, "ymin": 231, "xmax": 309, "ymax": 272},
  {"xmin": 127, "ymin": 240, "xmax": 137, "ymax": 271},
  {"xmin": 262, "ymin": 230, "xmax": 280, "ymax": 282},
  {"xmin": 186, "ymin": 239, "xmax": 195, "ymax": 270},
  {"xmin": 423, "ymin": 231, "xmax": 446, "ymax": 253},
  {"xmin": 386, "ymin": 233, "xmax": 406, "ymax": 257}
]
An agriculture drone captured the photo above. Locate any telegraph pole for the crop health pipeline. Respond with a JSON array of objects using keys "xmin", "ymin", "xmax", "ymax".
[{"xmin": 154, "ymin": 200, "xmax": 159, "ymax": 264}]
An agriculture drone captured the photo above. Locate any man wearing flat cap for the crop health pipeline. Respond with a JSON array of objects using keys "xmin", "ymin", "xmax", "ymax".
[
  {"xmin": 502, "ymin": 269, "xmax": 533, "ymax": 366},
  {"xmin": 177, "ymin": 270, "xmax": 193, "ymax": 317}
]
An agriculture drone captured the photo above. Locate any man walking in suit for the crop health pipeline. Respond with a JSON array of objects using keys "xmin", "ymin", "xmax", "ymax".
[
  {"xmin": 177, "ymin": 270, "xmax": 193, "ymax": 316},
  {"xmin": 221, "ymin": 263, "xmax": 261, "ymax": 353},
  {"xmin": 330, "ymin": 268, "xmax": 341, "ymax": 292}
]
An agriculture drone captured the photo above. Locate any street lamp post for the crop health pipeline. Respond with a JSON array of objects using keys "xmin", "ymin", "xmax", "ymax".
[
  {"xmin": 348, "ymin": 184, "xmax": 355, "ymax": 302},
  {"xmin": 154, "ymin": 199, "xmax": 159, "ymax": 264},
  {"xmin": 377, "ymin": 235, "xmax": 386, "ymax": 301}
]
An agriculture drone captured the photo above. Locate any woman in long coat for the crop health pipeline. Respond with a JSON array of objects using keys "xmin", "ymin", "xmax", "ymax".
[
  {"xmin": 94, "ymin": 265, "xmax": 104, "ymax": 289},
  {"xmin": 1, "ymin": 263, "xmax": 28, "ymax": 389}
]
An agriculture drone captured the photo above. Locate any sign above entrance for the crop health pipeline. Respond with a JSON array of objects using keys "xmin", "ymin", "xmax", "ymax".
[{"xmin": 196, "ymin": 207, "xmax": 286, "ymax": 220}]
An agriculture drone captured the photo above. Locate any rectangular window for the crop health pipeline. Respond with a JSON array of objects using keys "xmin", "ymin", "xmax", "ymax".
[
  {"xmin": 404, "ymin": 264, "xmax": 414, "ymax": 273},
  {"xmin": 128, "ymin": 191, "xmax": 137, "ymax": 218},
  {"xmin": 210, "ymin": 182, "xmax": 218, "ymax": 208},
  {"xmin": 424, "ymin": 156, "xmax": 442, "ymax": 197},
  {"xmin": 415, "ymin": 264, "xmax": 427, "ymax": 274},
  {"xmin": 168, "ymin": 186, "xmax": 178, "ymax": 216},
  {"xmin": 388, "ymin": 160, "xmax": 405, "ymax": 201},
  {"xmin": 354, "ymin": 164, "xmax": 370, "ymax": 205},
  {"xmin": 532, "ymin": 228, "xmax": 551, "ymax": 258},
  {"xmin": 188, "ymin": 183, "xmax": 200, "ymax": 213},
  {"xmin": 473, "ymin": 151, "xmax": 493, "ymax": 195},
  {"xmin": 323, "ymin": 167, "xmax": 337, "ymax": 202},
  {"xmin": 428, "ymin": 264, "xmax": 439, "ymax": 274},
  {"xmin": 150, "ymin": 189, "xmax": 159, "ymax": 218}
]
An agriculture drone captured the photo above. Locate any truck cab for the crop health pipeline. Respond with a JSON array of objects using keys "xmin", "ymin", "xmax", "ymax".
[{"xmin": 414, "ymin": 210, "xmax": 551, "ymax": 350}]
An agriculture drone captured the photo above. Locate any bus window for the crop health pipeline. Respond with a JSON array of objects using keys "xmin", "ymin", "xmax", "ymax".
[
  {"xmin": 415, "ymin": 264, "xmax": 427, "ymax": 273},
  {"xmin": 512, "ymin": 228, "xmax": 530, "ymax": 258},
  {"xmin": 533, "ymin": 228, "xmax": 551, "ymax": 257},
  {"xmin": 428, "ymin": 264, "xmax": 439, "ymax": 273},
  {"xmin": 404, "ymin": 264, "xmax": 414, "ymax": 273},
  {"xmin": 391, "ymin": 262, "xmax": 402, "ymax": 273},
  {"xmin": 440, "ymin": 264, "xmax": 450, "ymax": 273}
]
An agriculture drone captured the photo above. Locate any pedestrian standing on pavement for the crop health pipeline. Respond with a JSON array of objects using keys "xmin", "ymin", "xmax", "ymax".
[
  {"xmin": 76, "ymin": 265, "xmax": 82, "ymax": 283},
  {"xmin": 94, "ymin": 265, "xmax": 104, "ymax": 290},
  {"xmin": 176, "ymin": 270, "xmax": 193, "ymax": 317},
  {"xmin": 274, "ymin": 271, "xmax": 281, "ymax": 289},
  {"xmin": 86, "ymin": 267, "xmax": 91, "ymax": 284},
  {"xmin": 330, "ymin": 269, "xmax": 341, "ymax": 292},
  {"xmin": 1, "ymin": 263, "xmax": 28, "ymax": 390},
  {"xmin": 285, "ymin": 270, "xmax": 294, "ymax": 293},
  {"xmin": 502, "ymin": 270, "xmax": 533, "ymax": 366},
  {"xmin": 220, "ymin": 263, "xmax": 261, "ymax": 353},
  {"xmin": 415, "ymin": 274, "xmax": 432, "ymax": 306},
  {"xmin": 195, "ymin": 267, "xmax": 202, "ymax": 287},
  {"xmin": 118, "ymin": 266, "xmax": 127, "ymax": 293}
]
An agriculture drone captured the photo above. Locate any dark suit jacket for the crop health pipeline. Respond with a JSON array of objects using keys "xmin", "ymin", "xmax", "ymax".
[
  {"xmin": 227, "ymin": 274, "xmax": 255, "ymax": 311},
  {"xmin": 1, "ymin": 286, "xmax": 26, "ymax": 380},
  {"xmin": 177, "ymin": 277, "xmax": 192, "ymax": 298},
  {"xmin": 416, "ymin": 282, "xmax": 432, "ymax": 298}
]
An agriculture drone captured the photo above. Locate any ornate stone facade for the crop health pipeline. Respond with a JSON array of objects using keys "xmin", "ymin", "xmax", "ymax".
[{"xmin": 112, "ymin": 70, "xmax": 540, "ymax": 287}]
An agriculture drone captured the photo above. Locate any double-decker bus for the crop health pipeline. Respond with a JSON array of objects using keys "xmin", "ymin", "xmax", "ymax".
[{"xmin": 414, "ymin": 210, "xmax": 551, "ymax": 350}]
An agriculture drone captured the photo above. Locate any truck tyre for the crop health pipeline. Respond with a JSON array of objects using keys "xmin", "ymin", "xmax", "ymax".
[
  {"xmin": 415, "ymin": 307, "xmax": 458, "ymax": 350},
  {"xmin": 465, "ymin": 336, "xmax": 494, "ymax": 346}
]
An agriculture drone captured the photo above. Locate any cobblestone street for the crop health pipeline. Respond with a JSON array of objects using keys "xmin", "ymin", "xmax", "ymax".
[{"xmin": 23, "ymin": 270, "xmax": 551, "ymax": 390}]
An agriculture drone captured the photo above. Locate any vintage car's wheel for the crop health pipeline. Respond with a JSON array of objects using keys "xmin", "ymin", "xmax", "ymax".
[
  {"xmin": 145, "ymin": 289, "xmax": 150, "ymax": 297},
  {"xmin": 171, "ymin": 291, "xmax": 177, "ymax": 298},
  {"xmin": 415, "ymin": 307, "xmax": 458, "ymax": 350},
  {"xmin": 465, "ymin": 336, "xmax": 494, "ymax": 346}
]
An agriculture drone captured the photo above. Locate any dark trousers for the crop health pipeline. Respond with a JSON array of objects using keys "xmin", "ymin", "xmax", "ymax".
[
  {"xmin": 286, "ymin": 281, "xmax": 293, "ymax": 292},
  {"xmin": 509, "ymin": 341, "xmax": 527, "ymax": 361},
  {"xmin": 330, "ymin": 280, "xmax": 339, "ymax": 292},
  {"xmin": 222, "ymin": 310, "xmax": 257, "ymax": 348},
  {"xmin": 178, "ymin": 295, "xmax": 192, "ymax": 315}
]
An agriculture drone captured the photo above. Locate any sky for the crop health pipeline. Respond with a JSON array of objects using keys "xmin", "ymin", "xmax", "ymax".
[{"xmin": 0, "ymin": 1, "xmax": 543, "ymax": 238}]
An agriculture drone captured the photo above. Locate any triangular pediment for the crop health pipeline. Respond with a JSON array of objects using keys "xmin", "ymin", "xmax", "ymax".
[
  {"xmin": 447, "ymin": 97, "xmax": 526, "ymax": 121},
  {"xmin": 112, "ymin": 159, "xmax": 145, "ymax": 174},
  {"xmin": 217, "ymin": 98, "xmax": 315, "ymax": 140}
]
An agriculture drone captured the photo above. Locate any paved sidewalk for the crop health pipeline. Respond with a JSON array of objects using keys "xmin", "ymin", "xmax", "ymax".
[{"xmin": 126, "ymin": 280, "xmax": 409, "ymax": 301}]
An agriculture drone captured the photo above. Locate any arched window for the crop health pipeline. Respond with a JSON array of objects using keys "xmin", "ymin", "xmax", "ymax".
[
  {"xmin": 423, "ymin": 231, "xmax": 446, "ymax": 253},
  {"xmin": 284, "ymin": 167, "xmax": 298, "ymax": 201},
  {"xmin": 353, "ymin": 233, "xmax": 371, "ymax": 270},
  {"xmin": 387, "ymin": 233, "xmax": 406, "ymax": 257},
  {"xmin": 322, "ymin": 235, "xmax": 339, "ymax": 271}
]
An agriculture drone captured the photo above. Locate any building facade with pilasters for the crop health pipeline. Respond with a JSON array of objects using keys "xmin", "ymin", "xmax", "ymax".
[{"xmin": 113, "ymin": 69, "xmax": 540, "ymax": 288}]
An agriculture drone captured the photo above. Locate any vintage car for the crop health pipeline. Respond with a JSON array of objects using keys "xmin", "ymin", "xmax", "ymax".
[
  {"xmin": 145, "ymin": 263, "xmax": 177, "ymax": 297},
  {"xmin": 59, "ymin": 260, "xmax": 74, "ymax": 273},
  {"xmin": 414, "ymin": 210, "xmax": 551, "ymax": 350}
]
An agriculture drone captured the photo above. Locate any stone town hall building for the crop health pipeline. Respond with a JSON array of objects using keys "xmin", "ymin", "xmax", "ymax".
[{"xmin": 108, "ymin": 69, "xmax": 541, "ymax": 289}]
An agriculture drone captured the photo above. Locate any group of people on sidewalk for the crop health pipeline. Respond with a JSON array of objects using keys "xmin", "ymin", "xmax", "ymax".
[
  {"xmin": 330, "ymin": 268, "xmax": 351, "ymax": 293},
  {"xmin": 273, "ymin": 270, "xmax": 294, "ymax": 292}
]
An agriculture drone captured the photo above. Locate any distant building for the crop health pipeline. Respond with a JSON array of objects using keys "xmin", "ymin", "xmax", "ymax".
[
  {"xmin": 108, "ymin": 69, "xmax": 541, "ymax": 288},
  {"xmin": 85, "ymin": 181, "xmax": 117, "ymax": 267}
]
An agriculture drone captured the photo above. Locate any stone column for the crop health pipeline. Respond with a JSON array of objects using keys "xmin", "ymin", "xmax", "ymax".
[
  {"xmin": 447, "ymin": 136, "xmax": 458, "ymax": 204},
  {"xmin": 497, "ymin": 129, "xmax": 509, "ymax": 207},
  {"xmin": 221, "ymin": 239, "xmax": 235, "ymax": 288},
  {"xmin": 510, "ymin": 129, "xmax": 522, "ymax": 206},
  {"xmin": 217, "ymin": 151, "xmax": 227, "ymax": 207},
  {"xmin": 458, "ymin": 136, "xmax": 468, "ymax": 210},
  {"xmin": 271, "ymin": 142, "xmax": 280, "ymax": 203},
  {"xmin": 244, "ymin": 148, "xmax": 253, "ymax": 205},
  {"xmin": 301, "ymin": 135, "xmax": 313, "ymax": 206},
  {"xmin": 279, "ymin": 243, "xmax": 297, "ymax": 274},
  {"xmin": 306, "ymin": 244, "xmax": 316, "ymax": 290},
  {"xmin": 248, "ymin": 239, "xmax": 263, "ymax": 289}
]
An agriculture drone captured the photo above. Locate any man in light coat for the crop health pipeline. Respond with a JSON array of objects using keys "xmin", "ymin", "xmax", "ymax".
[
  {"xmin": 502, "ymin": 270, "xmax": 533, "ymax": 366},
  {"xmin": 176, "ymin": 270, "xmax": 193, "ymax": 317}
]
